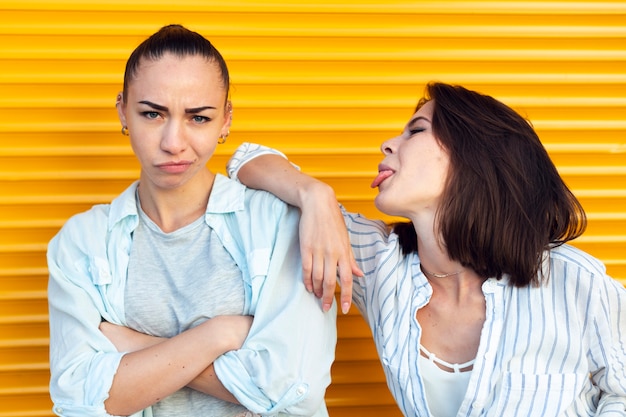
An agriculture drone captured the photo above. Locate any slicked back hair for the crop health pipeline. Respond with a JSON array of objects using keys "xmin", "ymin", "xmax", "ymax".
[
  {"xmin": 394, "ymin": 82, "xmax": 586, "ymax": 287},
  {"xmin": 121, "ymin": 24, "xmax": 230, "ymax": 104}
]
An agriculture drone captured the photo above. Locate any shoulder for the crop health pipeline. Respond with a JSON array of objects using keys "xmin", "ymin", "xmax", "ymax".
[
  {"xmin": 549, "ymin": 244, "xmax": 607, "ymax": 278},
  {"xmin": 49, "ymin": 182, "xmax": 139, "ymax": 253},
  {"xmin": 546, "ymin": 244, "xmax": 624, "ymax": 300},
  {"xmin": 340, "ymin": 205, "xmax": 392, "ymax": 239},
  {"xmin": 52, "ymin": 204, "xmax": 111, "ymax": 245},
  {"xmin": 228, "ymin": 174, "xmax": 294, "ymax": 225},
  {"xmin": 213, "ymin": 174, "xmax": 289, "ymax": 218}
]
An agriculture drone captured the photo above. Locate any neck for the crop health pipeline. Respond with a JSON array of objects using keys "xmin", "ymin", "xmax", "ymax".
[
  {"xmin": 138, "ymin": 170, "xmax": 215, "ymax": 232},
  {"xmin": 421, "ymin": 265, "xmax": 464, "ymax": 279},
  {"xmin": 412, "ymin": 223, "xmax": 479, "ymax": 292}
]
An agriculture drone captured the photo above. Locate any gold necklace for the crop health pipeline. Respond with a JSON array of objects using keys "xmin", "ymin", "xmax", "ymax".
[{"xmin": 420, "ymin": 265, "xmax": 463, "ymax": 278}]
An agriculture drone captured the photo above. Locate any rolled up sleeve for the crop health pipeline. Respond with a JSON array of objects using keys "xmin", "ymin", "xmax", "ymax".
[
  {"xmin": 47, "ymin": 215, "xmax": 130, "ymax": 417},
  {"xmin": 214, "ymin": 197, "xmax": 336, "ymax": 416}
]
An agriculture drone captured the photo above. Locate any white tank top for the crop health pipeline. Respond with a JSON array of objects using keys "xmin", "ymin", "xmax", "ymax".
[{"xmin": 419, "ymin": 345, "xmax": 474, "ymax": 417}]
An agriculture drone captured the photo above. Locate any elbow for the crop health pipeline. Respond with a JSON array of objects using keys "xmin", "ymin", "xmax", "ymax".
[{"xmin": 104, "ymin": 397, "xmax": 133, "ymax": 417}]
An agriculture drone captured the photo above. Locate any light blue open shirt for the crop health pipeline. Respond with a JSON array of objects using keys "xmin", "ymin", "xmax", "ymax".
[{"xmin": 47, "ymin": 174, "xmax": 336, "ymax": 417}]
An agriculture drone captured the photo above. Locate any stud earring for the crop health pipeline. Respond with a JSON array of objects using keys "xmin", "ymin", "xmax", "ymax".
[{"xmin": 121, "ymin": 126, "xmax": 129, "ymax": 136}]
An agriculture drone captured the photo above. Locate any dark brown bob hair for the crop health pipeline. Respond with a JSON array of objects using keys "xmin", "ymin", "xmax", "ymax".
[{"xmin": 394, "ymin": 82, "xmax": 586, "ymax": 287}]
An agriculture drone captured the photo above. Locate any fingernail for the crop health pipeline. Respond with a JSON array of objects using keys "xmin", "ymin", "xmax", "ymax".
[
  {"xmin": 323, "ymin": 303, "xmax": 331, "ymax": 312},
  {"xmin": 342, "ymin": 302, "xmax": 350, "ymax": 314}
]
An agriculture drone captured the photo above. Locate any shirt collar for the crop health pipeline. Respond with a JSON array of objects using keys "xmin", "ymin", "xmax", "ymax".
[
  {"xmin": 108, "ymin": 180, "xmax": 140, "ymax": 231},
  {"xmin": 206, "ymin": 174, "xmax": 246, "ymax": 214}
]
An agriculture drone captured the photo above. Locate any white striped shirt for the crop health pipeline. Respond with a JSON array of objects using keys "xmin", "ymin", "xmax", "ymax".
[
  {"xmin": 227, "ymin": 142, "xmax": 626, "ymax": 417},
  {"xmin": 345, "ymin": 209, "xmax": 626, "ymax": 417}
]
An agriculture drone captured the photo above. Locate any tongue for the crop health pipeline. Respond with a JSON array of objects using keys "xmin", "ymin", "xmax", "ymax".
[{"xmin": 371, "ymin": 170, "xmax": 394, "ymax": 188}]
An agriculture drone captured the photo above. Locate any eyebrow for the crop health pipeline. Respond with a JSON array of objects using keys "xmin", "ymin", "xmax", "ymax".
[
  {"xmin": 138, "ymin": 100, "xmax": 217, "ymax": 114},
  {"xmin": 408, "ymin": 116, "xmax": 431, "ymax": 128}
]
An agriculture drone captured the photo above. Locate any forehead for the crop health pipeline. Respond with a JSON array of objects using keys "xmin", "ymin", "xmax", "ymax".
[
  {"xmin": 128, "ymin": 53, "xmax": 226, "ymax": 104},
  {"xmin": 415, "ymin": 99, "xmax": 435, "ymax": 118},
  {"xmin": 133, "ymin": 53, "xmax": 220, "ymax": 80}
]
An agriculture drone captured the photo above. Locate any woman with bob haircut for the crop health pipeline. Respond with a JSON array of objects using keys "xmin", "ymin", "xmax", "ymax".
[{"xmin": 227, "ymin": 82, "xmax": 626, "ymax": 417}]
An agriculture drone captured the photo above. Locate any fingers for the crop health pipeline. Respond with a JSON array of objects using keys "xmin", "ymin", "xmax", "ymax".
[
  {"xmin": 300, "ymin": 237, "xmax": 360, "ymax": 314},
  {"xmin": 301, "ymin": 252, "xmax": 314, "ymax": 294},
  {"xmin": 336, "ymin": 258, "xmax": 354, "ymax": 314},
  {"xmin": 320, "ymin": 257, "xmax": 338, "ymax": 313},
  {"xmin": 302, "ymin": 244, "xmax": 338, "ymax": 312}
]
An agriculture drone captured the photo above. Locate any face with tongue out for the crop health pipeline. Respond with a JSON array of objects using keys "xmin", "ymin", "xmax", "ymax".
[{"xmin": 371, "ymin": 100, "xmax": 450, "ymax": 220}]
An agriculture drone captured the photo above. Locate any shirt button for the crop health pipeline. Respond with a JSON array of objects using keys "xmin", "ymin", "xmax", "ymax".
[
  {"xmin": 296, "ymin": 386, "xmax": 306, "ymax": 396},
  {"xmin": 55, "ymin": 407, "xmax": 63, "ymax": 414}
]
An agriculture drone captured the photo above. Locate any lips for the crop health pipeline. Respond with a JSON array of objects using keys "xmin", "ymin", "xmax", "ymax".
[
  {"xmin": 371, "ymin": 167, "xmax": 394, "ymax": 188},
  {"xmin": 157, "ymin": 161, "xmax": 192, "ymax": 174}
]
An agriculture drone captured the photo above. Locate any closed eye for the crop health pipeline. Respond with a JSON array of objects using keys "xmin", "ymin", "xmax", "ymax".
[
  {"xmin": 406, "ymin": 115, "xmax": 431, "ymax": 137},
  {"xmin": 409, "ymin": 128, "xmax": 426, "ymax": 136}
]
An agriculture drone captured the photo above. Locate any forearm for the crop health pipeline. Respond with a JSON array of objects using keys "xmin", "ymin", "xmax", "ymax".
[
  {"xmin": 232, "ymin": 144, "xmax": 361, "ymax": 312},
  {"xmin": 237, "ymin": 153, "xmax": 335, "ymax": 210},
  {"xmin": 104, "ymin": 317, "xmax": 245, "ymax": 415},
  {"xmin": 188, "ymin": 364, "xmax": 240, "ymax": 404}
]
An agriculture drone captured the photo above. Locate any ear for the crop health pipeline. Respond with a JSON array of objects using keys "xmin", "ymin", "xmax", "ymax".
[
  {"xmin": 220, "ymin": 100, "xmax": 233, "ymax": 136},
  {"xmin": 115, "ymin": 91, "xmax": 128, "ymax": 129}
]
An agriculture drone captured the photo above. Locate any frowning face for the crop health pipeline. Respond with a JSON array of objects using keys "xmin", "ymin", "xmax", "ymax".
[{"xmin": 118, "ymin": 52, "xmax": 231, "ymax": 192}]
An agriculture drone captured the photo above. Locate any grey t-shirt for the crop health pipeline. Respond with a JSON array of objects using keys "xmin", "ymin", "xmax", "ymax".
[{"xmin": 125, "ymin": 203, "xmax": 248, "ymax": 417}]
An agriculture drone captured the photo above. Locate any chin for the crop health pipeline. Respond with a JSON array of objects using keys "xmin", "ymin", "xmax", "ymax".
[
  {"xmin": 375, "ymin": 193, "xmax": 410, "ymax": 219},
  {"xmin": 374, "ymin": 194, "xmax": 394, "ymax": 216}
]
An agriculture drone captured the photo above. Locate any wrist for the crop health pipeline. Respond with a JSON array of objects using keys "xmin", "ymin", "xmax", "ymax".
[{"xmin": 296, "ymin": 177, "xmax": 336, "ymax": 209}]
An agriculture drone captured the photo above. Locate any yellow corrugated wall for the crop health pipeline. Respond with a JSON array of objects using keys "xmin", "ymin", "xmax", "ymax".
[{"xmin": 1, "ymin": 1, "xmax": 625, "ymax": 416}]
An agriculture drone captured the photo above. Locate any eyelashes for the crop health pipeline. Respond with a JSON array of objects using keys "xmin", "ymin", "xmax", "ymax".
[
  {"xmin": 408, "ymin": 127, "xmax": 426, "ymax": 136},
  {"xmin": 140, "ymin": 112, "xmax": 212, "ymax": 124}
]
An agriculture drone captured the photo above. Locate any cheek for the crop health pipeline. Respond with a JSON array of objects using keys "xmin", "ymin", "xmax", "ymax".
[
  {"xmin": 192, "ymin": 135, "xmax": 220, "ymax": 161},
  {"xmin": 129, "ymin": 136, "xmax": 152, "ymax": 161}
]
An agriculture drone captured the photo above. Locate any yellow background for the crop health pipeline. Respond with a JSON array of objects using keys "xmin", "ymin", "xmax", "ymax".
[{"xmin": 1, "ymin": 1, "xmax": 625, "ymax": 416}]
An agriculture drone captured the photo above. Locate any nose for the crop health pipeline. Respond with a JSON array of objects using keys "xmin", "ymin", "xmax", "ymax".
[
  {"xmin": 380, "ymin": 135, "xmax": 398, "ymax": 155},
  {"xmin": 160, "ymin": 121, "xmax": 187, "ymax": 154}
]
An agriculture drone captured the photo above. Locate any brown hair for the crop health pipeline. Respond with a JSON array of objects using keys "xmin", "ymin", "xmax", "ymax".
[
  {"xmin": 394, "ymin": 82, "xmax": 586, "ymax": 287},
  {"xmin": 121, "ymin": 24, "xmax": 230, "ymax": 104}
]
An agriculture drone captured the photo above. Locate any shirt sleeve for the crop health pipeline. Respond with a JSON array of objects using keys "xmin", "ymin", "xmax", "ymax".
[
  {"xmin": 213, "ymin": 194, "xmax": 336, "ymax": 416},
  {"xmin": 339, "ymin": 206, "xmax": 398, "ymax": 319},
  {"xmin": 226, "ymin": 142, "xmax": 298, "ymax": 181},
  {"xmin": 590, "ymin": 273, "xmax": 626, "ymax": 415},
  {"xmin": 47, "ymin": 212, "xmax": 130, "ymax": 417}
]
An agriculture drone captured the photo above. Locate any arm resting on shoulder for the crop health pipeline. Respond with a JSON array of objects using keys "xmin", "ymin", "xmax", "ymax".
[{"xmin": 227, "ymin": 142, "xmax": 361, "ymax": 313}]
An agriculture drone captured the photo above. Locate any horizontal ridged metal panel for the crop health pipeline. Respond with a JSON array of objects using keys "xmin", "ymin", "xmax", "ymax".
[{"xmin": 0, "ymin": 1, "xmax": 624, "ymax": 416}]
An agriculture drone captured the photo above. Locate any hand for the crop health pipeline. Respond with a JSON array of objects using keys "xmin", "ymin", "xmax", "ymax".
[{"xmin": 298, "ymin": 181, "xmax": 363, "ymax": 314}]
